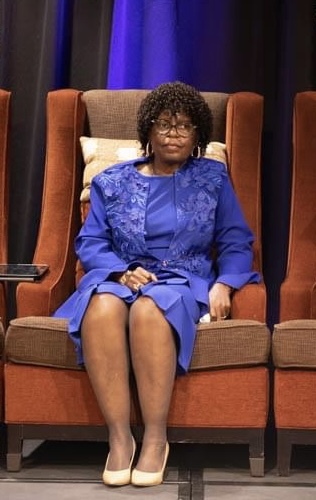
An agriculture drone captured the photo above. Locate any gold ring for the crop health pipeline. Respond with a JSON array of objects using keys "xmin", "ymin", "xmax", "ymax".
[
  {"xmin": 119, "ymin": 269, "xmax": 132, "ymax": 285},
  {"xmin": 133, "ymin": 283, "xmax": 141, "ymax": 291}
]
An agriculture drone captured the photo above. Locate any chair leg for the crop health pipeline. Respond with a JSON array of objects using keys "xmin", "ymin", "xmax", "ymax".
[
  {"xmin": 249, "ymin": 456, "xmax": 264, "ymax": 477},
  {"xmin": 249, "ymin": 429, "xmax": 265, "ymax": 477},
  {"xmin": 0, "ymin": 423, "xmax": 7, "ymax": 461},
  {"xmin": 277, "ymin": 429, "xmax": 292, "ymax": 476},
  {"xmin": 6, "ymin": 424, "xmax": 23, "ymax": 471}
]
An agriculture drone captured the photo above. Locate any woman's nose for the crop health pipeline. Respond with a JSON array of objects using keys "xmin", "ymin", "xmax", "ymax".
[{"xmin": 168, "ymin": 123, "xmax": 180, "ymax": 136}]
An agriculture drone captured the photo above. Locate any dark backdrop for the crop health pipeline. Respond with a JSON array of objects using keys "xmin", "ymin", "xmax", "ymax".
[{"xmin": 0, "ymin": 0, "xmax": 315, "ymax": 325}]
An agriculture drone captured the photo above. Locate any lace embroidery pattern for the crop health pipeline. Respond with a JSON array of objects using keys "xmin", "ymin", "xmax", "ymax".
[{"xmin": 95, "ymin": 157, "xmax": 225, "ymax": 275}]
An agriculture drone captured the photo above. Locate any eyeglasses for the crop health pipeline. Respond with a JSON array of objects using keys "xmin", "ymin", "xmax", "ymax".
[{"xmin": 151, "ymin": 119, "xmax": 197, "ymax": 137}]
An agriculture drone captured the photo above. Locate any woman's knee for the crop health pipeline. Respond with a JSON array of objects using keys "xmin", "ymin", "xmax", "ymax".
[
  {"xmin": 84, "ymin": 293, "xmax": 128, "ymax": 325},
  {"xmin": 130, "ymin": 296, "xmax": 165, "ymax": 325}
]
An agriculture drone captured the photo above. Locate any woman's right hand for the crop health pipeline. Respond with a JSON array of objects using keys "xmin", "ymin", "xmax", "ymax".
[{"xmin": 208, "ymin": 282, "xmax": 232, "ymax": 321}]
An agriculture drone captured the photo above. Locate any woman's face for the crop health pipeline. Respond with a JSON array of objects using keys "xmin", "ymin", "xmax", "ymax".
[{"xmin": 149, "ymin": 110, "xmax": 197, "ymax": 167}]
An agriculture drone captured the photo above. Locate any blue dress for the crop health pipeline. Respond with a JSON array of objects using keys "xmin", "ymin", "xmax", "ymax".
[{"xmin": 53, "ymin": 156, "xmax": 260, "ymax": 374}]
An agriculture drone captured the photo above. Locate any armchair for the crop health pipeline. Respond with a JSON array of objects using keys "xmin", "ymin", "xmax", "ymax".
[
  {"xmin": 0, "ymin": 89, "xmax": 11, "ymax": 422},
  {"xmin": 4, "ymin": 89, "xmax": 270, "ymax": 476},
  {"xmin": 272, "ymin": 91, "xmax": 316, "ymax": 475}
]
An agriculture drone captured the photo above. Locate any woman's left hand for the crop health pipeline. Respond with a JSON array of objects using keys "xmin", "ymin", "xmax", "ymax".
[
  {"xmin": 208, "ymin": 283, "xmax": 232, "ymax": 321},
  {"xmin": 118, "ymin": 266, "xmax": 157, "ymax": 291}
]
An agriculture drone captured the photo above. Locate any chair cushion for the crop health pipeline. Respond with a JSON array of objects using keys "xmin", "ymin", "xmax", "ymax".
[
  {"xmin": 5, "ymin": 317, "xmax": 270, "ymax": 371},
  {"xmin": 5, "ymin": 317, "xmax": 78, "ymax": 370},
  {"xmin": 191, "ymin": 319, "xmax": 270, "ymax": 370},
  {"xmin": 273, "ymin": 319, "xmax": 316, "ymax": 368}
]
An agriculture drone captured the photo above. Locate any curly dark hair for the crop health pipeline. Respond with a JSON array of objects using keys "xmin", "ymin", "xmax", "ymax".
[{"xmin": 137, "ymin": 81, "xmax": 213, "ymax": 157}]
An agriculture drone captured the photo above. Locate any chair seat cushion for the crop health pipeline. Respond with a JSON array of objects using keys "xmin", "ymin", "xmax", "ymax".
[
  {"xmin": 5, "ymin": 317, "xmax": 270, "ymax": 371},
  {"xmin": 273, "ymin": 319, "xmax": 316, "ymax": 368}
]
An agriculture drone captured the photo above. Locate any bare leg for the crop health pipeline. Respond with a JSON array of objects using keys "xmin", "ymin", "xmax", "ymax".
[
  {"xmin": 81, "ymin": 293, "xmax": 134, "ymax": 471},
  {"xmin": 129, "ymin": 296, "xmax": 177, "ymax": 472}
]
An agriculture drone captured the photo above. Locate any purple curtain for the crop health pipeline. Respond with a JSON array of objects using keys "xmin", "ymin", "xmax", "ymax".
[
  {"xmin": 107, "ymin": 0, "xmax": 264, "ymax": 93},
  {"xmin": 107, "ymin": 0, "xmax": 177, "ymax": 89}
]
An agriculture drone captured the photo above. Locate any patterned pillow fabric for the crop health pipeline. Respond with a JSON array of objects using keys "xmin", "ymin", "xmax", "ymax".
[{"xmin": 205, "ymin": 141, "xmax": 227, "ymax": 166}]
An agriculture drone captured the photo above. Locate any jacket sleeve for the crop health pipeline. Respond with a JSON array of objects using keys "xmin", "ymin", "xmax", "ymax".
[
  {"xmin": 75, "ymin": 177, "xmax": 128, "ymax": 277},
  {"xmin": 213, "ymin": 175, "xmax": 261, "ymax": 289}
]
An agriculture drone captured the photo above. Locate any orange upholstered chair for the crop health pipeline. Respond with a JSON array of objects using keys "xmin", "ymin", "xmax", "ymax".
[
  {"xmin": 0, "ymin": 89, "xmax": 11, "ymax": 422},
  {"xmin": 273, "ymin": 91, "xmax": 316, "ymax": 475},
  {"xmin": 4, "ymin": 89, "xmax": 270, "ymax": 475}
]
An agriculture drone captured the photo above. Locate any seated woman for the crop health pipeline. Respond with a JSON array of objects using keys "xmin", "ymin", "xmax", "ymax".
[{"xmin": 54, "ymin": 81, "xmax": 260, "ymax": 487}]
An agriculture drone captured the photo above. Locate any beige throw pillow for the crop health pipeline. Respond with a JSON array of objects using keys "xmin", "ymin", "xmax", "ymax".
[
  {"xmin": 205, "ymin": 141, "xmax": 227, "ymax": 166},
  {"xmin": 80, "ymin": 137, "xmax": 142, "ymax": 202}
]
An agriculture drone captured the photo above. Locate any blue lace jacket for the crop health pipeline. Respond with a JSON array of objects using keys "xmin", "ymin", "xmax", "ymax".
[{"xmin": 75, "ymin": 156, "xmax": 260, "ymax": 306}]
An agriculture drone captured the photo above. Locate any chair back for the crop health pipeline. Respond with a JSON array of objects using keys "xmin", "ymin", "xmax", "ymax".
[
  {"xmin": 0, "ymin": 89, "xmax": 11, "ymax": 326},
  {"xmin": 280, "ymin": 92, "xmax": 316, "ymax": 320}
]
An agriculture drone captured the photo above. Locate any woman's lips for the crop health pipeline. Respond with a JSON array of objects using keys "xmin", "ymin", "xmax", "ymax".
[{"xmin": 163, "ymin": 142, "xmax": 181, "ymax": 151}]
